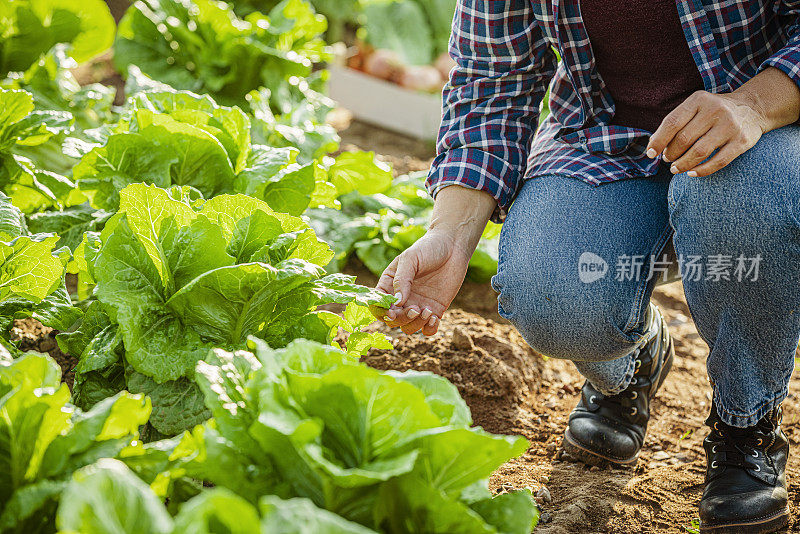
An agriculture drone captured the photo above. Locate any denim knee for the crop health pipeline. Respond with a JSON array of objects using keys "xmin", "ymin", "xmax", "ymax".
[
  {"xmin": 492, "ymin": 268, "xmax": 643, "ymax": 362},
  {"xmin": 669, "ymin": 126, "xmax": 800, "ymax": 246}
]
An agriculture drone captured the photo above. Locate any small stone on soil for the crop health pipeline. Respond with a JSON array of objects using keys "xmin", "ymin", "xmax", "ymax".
[
  {"xmin": 652, "ymin": 450, "xmax": 671, "ymax": 461},
  {"xmin": 539, "ymin": 511, "xmax": 552, "ymax": 524},
  {"xmin": 536, "ymin": 486, "xmax": 552, "ymax": 503}
]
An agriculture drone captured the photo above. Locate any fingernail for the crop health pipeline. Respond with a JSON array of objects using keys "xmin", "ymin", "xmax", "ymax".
[
  {"xmin": 407, "ymin": 309, "xmax": 420, "ymax": 319},
  {"xmin": 662, "ymin": 153, "xmax": 671, "ymax": 163},
  {"xmin": 670, "ymin": 164, "xmax": 679, "ymax": 174},
  {"xmin": 646, "ymin": 148, "xmax": 657, "ymax": 159},
  {"xmin": 382, "ymin": 315, "xmax": 391, "ymax": 322},
  {"xmin": 394, "ymin": 292, "xmax": 402, "ymax": 303},
  {"xmin": 427, "ymin": 316, "xmax": 437, "ymax": 327},
  {"xmin": 687, "ymin": 171, "xmax": 698, "ymax": 177},
  {"xmin": 421, "ymin": 308, "xmax": 432, "ymax": 320}
]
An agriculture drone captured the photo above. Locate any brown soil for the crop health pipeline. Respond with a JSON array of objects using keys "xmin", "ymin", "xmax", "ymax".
[
  {"xmin": 12, "ymin": 318, "xmax": 76, "ymax": 389},
  {"xmin": 361, "ymin": 281, "xmax": 800, "ymax": 534},
  {"xmin": 343, "ymin": 126, "xmax": 800, "ymax": 533}
]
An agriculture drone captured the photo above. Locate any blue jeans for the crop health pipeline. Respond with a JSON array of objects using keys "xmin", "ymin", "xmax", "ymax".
[{"xmin": 492, "ymin": 126, "xmax": 800, "ymax": 428}]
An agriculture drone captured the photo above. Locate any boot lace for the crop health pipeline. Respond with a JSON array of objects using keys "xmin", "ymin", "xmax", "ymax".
[{"xmin": 708, "ymin": 416, "xmax": 776, "ymax": 473}]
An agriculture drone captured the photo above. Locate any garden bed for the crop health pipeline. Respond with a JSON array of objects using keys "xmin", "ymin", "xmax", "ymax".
[{"xmin": 15, "ymin": 112, "xmax": 800, "ymax": 533}]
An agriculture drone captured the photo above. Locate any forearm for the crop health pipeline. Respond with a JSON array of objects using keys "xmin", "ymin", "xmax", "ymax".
[
  {"xmin": 733, "ymin": 67, "xmax": 800, "ymax": 132},
  {"xmin": 428, "ymin": 185, "xmax": 496, "ymax": 254}
]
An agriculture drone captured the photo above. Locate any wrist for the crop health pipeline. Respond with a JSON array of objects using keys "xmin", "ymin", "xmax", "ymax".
[
  {"xmin": 428, "ymin": 185, "xmax": 495, "ymax": 254},
  {"xmin": 732, "ymin": 67, "xmax": 800, "ymax": 132},
  {"xmin": 427, "ymin": 218, "xmax": 480, "ymax": 256}
]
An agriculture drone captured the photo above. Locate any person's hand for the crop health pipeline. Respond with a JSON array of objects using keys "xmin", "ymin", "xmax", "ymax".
[
  {"xmin": 374, "ymin": 229, "xmax": 472, "ymax": 336},
  {"xmin": 645, "ymin": 90, "xmax": 767, "ymax": 177},
  {"xmin": 646, "ymin": 67, "xmax": 800, "ymax": 177}
]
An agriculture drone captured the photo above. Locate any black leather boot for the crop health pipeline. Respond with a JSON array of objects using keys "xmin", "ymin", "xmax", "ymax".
[
  {"xmin": 562, "ymin": 304, "xmax": 674, "ymax": 466},
  {"xmin": 699, "ymin": 404, "xmax": 789, "ymax": 533}
]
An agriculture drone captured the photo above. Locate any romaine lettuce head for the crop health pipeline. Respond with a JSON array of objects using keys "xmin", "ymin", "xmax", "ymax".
[
  {"xmin": 66, "ymin": 184, "xmax": 393, "ymax": 435},
  {"xmin": 181, "ymin": 338, "xmax": 539, "ymax": 533}
]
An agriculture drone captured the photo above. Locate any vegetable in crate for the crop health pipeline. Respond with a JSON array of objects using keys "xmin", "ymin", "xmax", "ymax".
[
  {"xmin": 62, "ymin": 184, "xmax": 394, "ymax": 435},
  {"xmin": 146, "ymin": 338, "xmax": 539, "ymax": 533},
  {"xmin": 0, "ymin": 351, "xmax": 150, "ymax": 534}
]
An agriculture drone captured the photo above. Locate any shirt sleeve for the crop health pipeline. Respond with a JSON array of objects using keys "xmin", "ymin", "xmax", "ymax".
[
  {"xmin": 426, "ymin": 0, "xmax": 558, "ymax": 222},
  {"xmin": 760, "ymin": 1, "xmax": 800, "ymax": 94}
]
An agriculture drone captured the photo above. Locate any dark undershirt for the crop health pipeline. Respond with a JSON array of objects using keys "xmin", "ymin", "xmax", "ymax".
[{"xmin": 579, "ymin": 0, "xmax": 706, "ymax": 133}]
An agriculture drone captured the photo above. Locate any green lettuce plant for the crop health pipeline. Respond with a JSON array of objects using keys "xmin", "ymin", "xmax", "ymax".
[
  {"xmin": 0, "ymin": 0, "xmax": 115, "ymax": 75},
  {"xmin": 70, "ymin": 87, "xmax": 391, "ymax": 217},
  {"xmin": 0, "ymin": 189, "xmax": 79, "ymax": 346},
  {"xmin": 310, "ymin": 171, "xmax": 501, "ymax": 283},
  {"xmin": 147, "ymin": 338, "xmax": 539, "ymax": 533},
  {"xmin": 114, "ymin": 0, "xmax": 327, "ymax": 109},
  {"xmin": 62, "ymin": 183, "xmax": 394, "ymax": 435},
  {"xmin": 57, "ymin": 458, "xmax": 376, "ymax": 534},
  {"xmin": 0, "ymin": 87, "xmax": 79, "ymax": 213},
  {"xmin": 2, "ymin": 45, "xmax": 117, "ymax": 178},
  {"xmin": 0, "ymin": 351, "xmax": 150, "ymax": 534}
]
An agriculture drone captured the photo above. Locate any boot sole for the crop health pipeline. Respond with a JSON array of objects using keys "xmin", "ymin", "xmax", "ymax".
[
  {"xmin": 561, "ymin": 334, "xmax": 676, "ymax": 468},
  {"xmin": 699, "ymin": 506, "xmax": 789, "ymax": 534}
]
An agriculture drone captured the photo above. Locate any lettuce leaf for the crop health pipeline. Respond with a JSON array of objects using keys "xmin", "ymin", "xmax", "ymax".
[
  {"xmin": 69, "ymin": 184, "xmax": 392, "ymax": 435},
  {"xmin": 0, "ymin": 353, "xmax": 150, "ymax": 533},
  {"xmin": 0, "ymin": 0, "xmax": 115, "ymax": 75},
  {"xmin": 176, "ymin": 338, "xmax": 537, "ymax": 533}
]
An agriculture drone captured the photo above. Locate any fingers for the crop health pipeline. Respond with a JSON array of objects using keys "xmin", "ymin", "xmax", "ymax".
[
  {"xmin": 392, "ymin": 252, "xmax": 417, "ymax": 307},
  {"xmin": 647, "ymin": 91, "xmax": 704, "ymax": 158},
  {"xmin": 385, "ymin": 305, "xmax": 420, "ymax": 328},
  {"xmin": 385, "ymin": 306, "xmax": 441, "ymax": 336},
  {"xmin": 421, "ymin": 315, "xmax": 440, "ymax": 336},
  {"xmin": 669, "ymin": 124, "xmax": 727, "ymax": 174},
  {"xmin": 375, "ymin": 255, "xmax": 399, "ymax": 296},
  {"xmin": 399, "ymin": 307, "xmax": 435, "ymax": 335},
  {"xmin": 685, "ymin": 142, "xmax": 742, "ymax": 177},
  {"xmin": 661, "ymin": 112, "xmax": 715, "ymax": 166}
]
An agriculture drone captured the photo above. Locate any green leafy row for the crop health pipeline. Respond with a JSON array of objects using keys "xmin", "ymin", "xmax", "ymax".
[{"xmin": 122, "ymin": 338, "xmax": 539, "ymax": 534}]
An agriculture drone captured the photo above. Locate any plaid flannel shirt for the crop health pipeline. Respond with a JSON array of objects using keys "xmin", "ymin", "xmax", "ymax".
[{"xmin": 427, "ymin": 0, "xmax": 800, "ymax": 222}]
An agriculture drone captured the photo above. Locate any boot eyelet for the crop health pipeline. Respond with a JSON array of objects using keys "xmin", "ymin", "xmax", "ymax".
[
  {"xmin": 713, "ymin": 422, "xmax": 720, "ymax": 431},
  {"xmin": 630, "ymin": 407, "xmax": 638, "ymax": 416},
  {"xmin": 711, "ymin": 445, "xmax": 717, "ymax": 453},
  {"xmin": 630, "ymin": 391, "xmax": 638, "ymax": 399},
  {"xmin": 589, "ymin": 395, "xmax": 597, "ymax": 404},
  {"xmin": 757, "ymin": 438, "xmax": 763, "ymax": 446},
  {"xmin": 711, "ymin": 461, "xmax": 718, "ymax": 469},
  {"xmin": 630, "ymin": 378, "xmax": 637, "ymax": 386},
  {"xmin": 635, "ymin": 360, "xmax": 642, "ymax": 369},
  {"xmin": 754, "ymin": 464, "xmax": 761, "ymax": 472},
  {"xmin": 752, "ymin": 451, "xmax": 759, "ymax": 459}
]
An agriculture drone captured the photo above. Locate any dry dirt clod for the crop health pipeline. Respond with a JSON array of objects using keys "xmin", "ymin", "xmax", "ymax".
[
  {"xmin": 652, "ymin": 450, "xmax": 671, "ymax": 461},
  {"xmin": 536, "ymin": 486, "xmax": 552, "ymax": 503},
  {"xmin": 539, "ymin": 511, "xmax": 552, "ymax": 524},
  {"xmin": 451, "ymin": 326, "xmax": 474, "ymax": 351}
]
